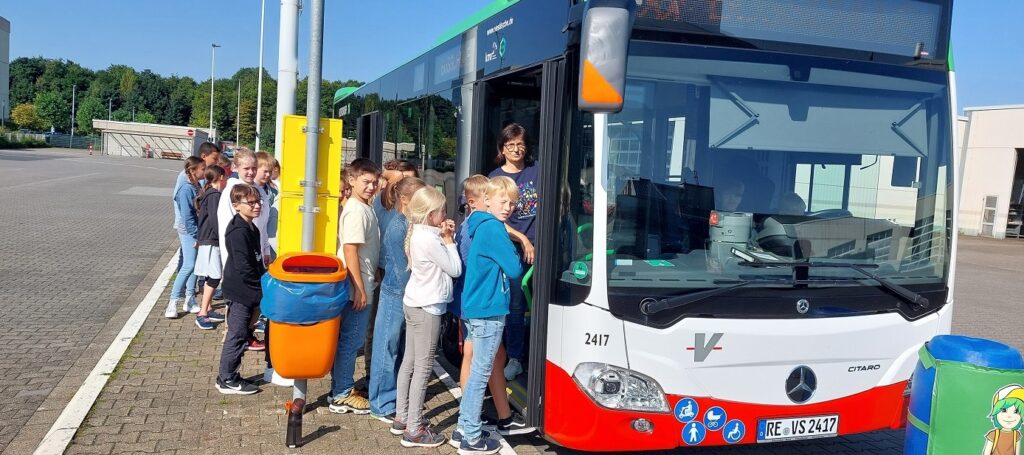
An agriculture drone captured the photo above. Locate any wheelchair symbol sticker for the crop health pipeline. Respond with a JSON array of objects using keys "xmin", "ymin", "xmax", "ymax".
[
  {"xmin": 703, "ymin": 406, "xmax": 727, "ymax": 431},
  {"xmin": 682, "ymin": 421, "xmax": 707, "ymax": 445},
  {"xmin": 723, "ymin": 420, "xmax": 745, "ymax": 444},
  {"xmin": 674, "ymin": 397, "xmax": 699, "ymax": 423}
]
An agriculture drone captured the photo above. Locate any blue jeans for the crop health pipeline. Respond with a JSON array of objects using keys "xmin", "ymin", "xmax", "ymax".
[
  {"xmin": 457, "ymin": 316, "xmax": 506, "ymax": 442},
  {"xmin": 330, "ymin": 292, "xmax": 373, "ymax": 399},
  {"xmin": 505, "ymin": 266, "xmax": 528, "ymax": 362},
  {"xmin": 171, "ymin": 233, "xmax": 197, "ymax": 301},
  {"xmin": 368, "ymin": 288, "xmax": 405, "ymax": 416}
]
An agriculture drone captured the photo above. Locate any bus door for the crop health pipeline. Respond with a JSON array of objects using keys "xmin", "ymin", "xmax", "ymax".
[{"xmin": 450, "ymin": 59, "xmax": 568, "ymax": 428}]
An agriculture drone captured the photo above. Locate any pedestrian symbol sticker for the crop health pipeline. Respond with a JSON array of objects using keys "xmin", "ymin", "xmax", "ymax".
[
  {"xmin": 682, "ymin": 421, "xmax": 707, "ymax": 445},
  {"xmin": 674, "ymin": 397, "xmax": 699, "ymax": 423},
  {"xmin": 723, "ymin": 420, "xmax": 745, "ymax": 444},
  {"xmin": 703, "ymin": 406, "xmax": 727, "ymax": 431}
]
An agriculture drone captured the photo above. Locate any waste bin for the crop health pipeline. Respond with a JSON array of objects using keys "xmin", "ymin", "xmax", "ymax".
[
  {"xmin": 904, "ymin": 335, "xmax": 1024, "ymax": 455},
  {"xmin": 261, "ymin": 252, "xmax": 348, "ymax": 379}
]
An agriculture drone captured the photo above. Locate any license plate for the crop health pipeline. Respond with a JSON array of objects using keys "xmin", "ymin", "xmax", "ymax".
[{"xmin": 756, "ymin": 415, "xmax": 839, "ymax": 443}]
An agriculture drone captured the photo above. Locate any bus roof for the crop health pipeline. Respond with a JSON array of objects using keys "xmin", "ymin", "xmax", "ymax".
[{"xmin": 332, "ymin": 0, "xmax": 523, "ymax": 105}]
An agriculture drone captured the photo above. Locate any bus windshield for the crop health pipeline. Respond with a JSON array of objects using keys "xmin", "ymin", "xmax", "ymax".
[{"xmin": 597, "ymin": 42, "xmax": 953, "ymax": 294}]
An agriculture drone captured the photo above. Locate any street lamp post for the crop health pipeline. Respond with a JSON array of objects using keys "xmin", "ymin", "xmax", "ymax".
[
  {"xmin": 71, "ymin": 85, "xmax": 77, "ymax": 146},
  {"xmin": 108, "ymin": 98, "xmax": 112, "ymax": 120},
  {"xmin": 210, "ymin": 43, "xmax": 221, "ymax": 140},
  {"xmin": 255, "ymin": 0, "xmax": 266, "ymax": 152},
  {"xmin": 236, "ymin": 80, "xmax": 241, "ymax": 143}
]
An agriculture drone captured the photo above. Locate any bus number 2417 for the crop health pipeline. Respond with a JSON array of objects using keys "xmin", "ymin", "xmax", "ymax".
[{"xmin": 585, "ymin": 333, "xmax": 610, "ymax": 346}]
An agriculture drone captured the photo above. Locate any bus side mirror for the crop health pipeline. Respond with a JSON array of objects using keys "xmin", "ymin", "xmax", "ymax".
[{"xmin": 578, "ymin": 0, "xmax": 637, "ymax": 113}]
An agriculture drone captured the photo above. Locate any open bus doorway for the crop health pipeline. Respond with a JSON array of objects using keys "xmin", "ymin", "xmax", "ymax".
[{"xmin": 440, "ymin": 65, "xmax": 544, "ymax": 421}]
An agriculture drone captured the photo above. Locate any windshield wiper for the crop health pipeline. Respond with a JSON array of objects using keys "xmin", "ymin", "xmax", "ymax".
[
  {"xmin": 640, "ymin": 278, "xmax": 794, "ymax": 315},
  {"xmin": 732, "ymin": 250, "xmax": 930, "ymax": 311}
]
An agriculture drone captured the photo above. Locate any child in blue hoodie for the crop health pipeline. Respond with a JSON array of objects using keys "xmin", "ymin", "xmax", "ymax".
[{"xmin": 455, "ymin": 176, "xmax": 523, "ymax": 454}]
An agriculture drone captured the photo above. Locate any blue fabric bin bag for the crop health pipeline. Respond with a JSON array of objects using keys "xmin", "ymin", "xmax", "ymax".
[{"xmin": 260, "ymin": 273, "xmax": 348, "ymax": 324}]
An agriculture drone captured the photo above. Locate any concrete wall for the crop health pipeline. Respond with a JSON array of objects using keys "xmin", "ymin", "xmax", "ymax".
[
  {"xmin": 958, "ymin": 107, "xmax": 1024, "ymax": 238},
  {"xmin": 93, "ymin": 120, "xmax": 213, "ymax": 159},
  {"xmin": 0, "ymin": 16, "xmax": 9, "ymax": 122}
]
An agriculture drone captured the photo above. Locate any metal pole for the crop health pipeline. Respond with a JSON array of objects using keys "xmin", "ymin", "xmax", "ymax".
[
  {"xmin": 108, "ymin": 98, "xmax": 112, "ymax": 120},
  {"xmin": 210, "ymin": 43, "xmax": 221, "ymax": 140},
  {"xmin": 275, "ymin": 0, "xmax": 300, "ymax": 154},
  {"xmin": 302, "ymin": 0, "xmax": 324, "ymax": 252},
  {"xmin": 255, "ymin": 0, "xmax": 266, "ymax": 152},
  {"xmin": 288, "ymin": 1, "xmax": 324, "ymax": 446},
  {"xmin": 70, "ymin": 85, "xmax": 76, "ymax": 146},
  {"xmin": 236, "ymin": 80, "xmax": 241, "ymax": 143}
]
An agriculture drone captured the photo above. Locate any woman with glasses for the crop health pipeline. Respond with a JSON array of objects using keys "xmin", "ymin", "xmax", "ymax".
[{"xmin": 487, "ymin": 123, "xmax": 538, "ymax": 384}]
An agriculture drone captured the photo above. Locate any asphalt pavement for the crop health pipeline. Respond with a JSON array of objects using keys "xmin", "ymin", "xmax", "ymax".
[{"xmin": 0, "ymin": 148, "xmax": 183, "ymax": 454}]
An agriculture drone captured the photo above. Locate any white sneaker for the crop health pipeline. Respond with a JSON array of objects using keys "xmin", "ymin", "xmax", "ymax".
[
  {"xmin": 185, "ymin": 298, "xmax": 200, "ymax": 314},
  {"xmin": 165, "ymin": 300, "xmax": 178, "ymax": 319},
  {"xmin": 504, "ymin": 358, "xmax": 523, "ymax": 381},
  {"xmin": 263, "ymin": 367, "xmax": 294, "ymax": 387}
]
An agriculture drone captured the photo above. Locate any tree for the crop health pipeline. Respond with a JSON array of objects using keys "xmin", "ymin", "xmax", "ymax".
[
  {"xmin": 136, "ymin": 111, "xmax": 157, "ymax": 124},
  {"xmin": 238, "ymin": 99, "xmax": 257, "ymax": 146},
  {"xmin": 112, "ymin": 108, "xmax": 132, "ymax": 122},
  {"xmin": 9, "ymin": 57, "xmax": 47, "ymax": 106},
  {"xmin": 11, "ymin": 103, "xmax": 45, "ymax": 130},
  {"xmin": 35, "ymin": 91, "xmax": 70, "ymax": 131},
  {"xmin": 75, "ymin": 97, "xmax": 107, "ymax": 134}
]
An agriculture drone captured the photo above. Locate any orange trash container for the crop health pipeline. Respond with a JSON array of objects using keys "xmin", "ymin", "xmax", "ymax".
[{"xmin": 261, "ymin": 252, "xmax": 348, "ymax": 379}]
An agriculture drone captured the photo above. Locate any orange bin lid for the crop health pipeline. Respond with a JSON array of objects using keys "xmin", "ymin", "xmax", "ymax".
[{"xmin": 268, "ymin": 252, "xmax": 347, "ymax": 283}]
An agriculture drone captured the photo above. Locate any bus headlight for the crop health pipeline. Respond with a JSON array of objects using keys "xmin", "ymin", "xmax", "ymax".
[{"xmin": 573, "ymin": 362, "xmax": 669, "ymax": 413}]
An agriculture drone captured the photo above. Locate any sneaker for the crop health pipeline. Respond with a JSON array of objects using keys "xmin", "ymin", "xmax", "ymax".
[
  {"xmin": 371, "ymin": 413, "xmax": 394, "ymax": 424},
  {"xmin": 401, "ymin": 425, "xmax": 447, "ymax": 448},
  {"xmin": 195, "ymin": 316, "xmax": 215, "ymax": 330},
  {"xmin": 450, "ymin": 428, "xmax": 494, "ymax": 449},
  {"xmin": 215, "ymin": 377, "xmax": 259, "ymax": 395},
  {"xmin": 185, "ymin": 298, "xmax": 200, "ymax": 314},
  {"xmin": 494, "ymin": 412, "xmax": 532, "ymax": 435},
  {"xmin": 504, "ymin": 358, "xmax": 523, "ymax": 381},
  {"xmin": 254, "ymin": 317, "xmax": 267, "ymax": 334},
  {"xmin": 390, "ymin": 419, "xmax": 406, "ymax": 436},
  {"xmin": 246, "ymin": 340, "xmax": 266, "ymax": 351},
  {"xmin": 165, "ymin": 300, "xmax": 178, "ymax": 319},
  {"xmin": 206, "ymin": 310, "xmax": 226, "ymax": 322},
  {"xmin": 328, "ymin": 393, "xmax": 370, "ymax": 414},
  {"xmin": 459, "ymin": 436, "xmax": 501, "ymax": 455},
  {"xmin": 213, "ymin": 289, "xmax": 224, "ymax": 300},
  {"xmin": 263, "ymin": 367, "xmax": 294, "ymax": 387}
]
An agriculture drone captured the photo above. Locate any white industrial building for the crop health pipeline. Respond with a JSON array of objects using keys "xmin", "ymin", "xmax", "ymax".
[
  {"xmin": 92, "ymin": 120, "xmax": 215, "ymax": 159},
  {"xmin": 1, "ymin": 16, "xmax": 10, "ymax": 124},
  {"xmin": 958, "ymin": 105, "xmax": 1024, "ymax": 239}
]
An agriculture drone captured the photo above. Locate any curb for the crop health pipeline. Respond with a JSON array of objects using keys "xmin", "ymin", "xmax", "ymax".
[{"xmin": 33, "ymin": 251, "xmax": 179, "ymax": 455}]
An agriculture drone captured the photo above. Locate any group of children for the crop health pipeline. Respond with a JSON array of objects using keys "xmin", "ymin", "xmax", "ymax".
[
  {"xmin": 330, "ymin": 157, "xmax": 528, "ymax": 453},
  {"xmin": 168, "ymin": 143, "xmax": 280, "ymax": 393},
  {"xmin": 169, "ymin": 125, "xmax": 536, "ymax": 453}
]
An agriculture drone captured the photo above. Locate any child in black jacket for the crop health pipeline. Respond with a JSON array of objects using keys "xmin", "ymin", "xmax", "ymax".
[
  {"xmin": 194, "ymin": 165, "xmax": 227, "ymax": 329},
  {"xmin": 216, "ymin": 183, "xmax": 266, "ymax": 395}
]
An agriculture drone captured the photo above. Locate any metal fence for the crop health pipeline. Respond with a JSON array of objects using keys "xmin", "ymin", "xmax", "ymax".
[
  {"xmin": 45, "ymin": 133, "xmax": 101, "ymax": 149},
  {"xmin": 3, "ymin": 132, "xmax": 47, "ymax": 143}
]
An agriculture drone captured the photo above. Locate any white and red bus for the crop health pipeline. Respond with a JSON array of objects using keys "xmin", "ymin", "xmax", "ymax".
[{"xmin": 334, "ymin": 0, "xmax": 957, "ymax": 450}]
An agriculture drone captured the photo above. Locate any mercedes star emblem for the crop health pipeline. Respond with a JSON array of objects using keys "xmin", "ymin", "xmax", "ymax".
[{"xmin": 786, "ymin": 366, "xmax": 817, "ymax": 403}]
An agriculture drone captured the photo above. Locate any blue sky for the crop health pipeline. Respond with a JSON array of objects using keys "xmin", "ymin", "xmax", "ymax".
[{"xmin": 3, "ymin": 1, "xmax": 1021, "ymax": 112}]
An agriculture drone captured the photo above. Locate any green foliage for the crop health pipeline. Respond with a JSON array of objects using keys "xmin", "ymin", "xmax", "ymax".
[
  {"xmin": 0, "ymin": 135, "xmax": 48, "ymax": 149},
  {"xmin": 76, "ymin": 97, "xmax": 107, "ymax": 134},
  {"xmin": 112, "ymin": 108, "xmax": 132, "ymax": 122},
  {"xmin": 34, "ymin": 91, "xmax": 70, "ymax": 131},
  {"xmin": 136, "ymin": 111, "xmax": 157, "ymax": 124},
  {"xmin": 9, "ymin": 57, "xmax": 357, "ymax": 147},
  {"xmin": 11, "ymin": 103, "xmax": 46, "ymax": 130}
]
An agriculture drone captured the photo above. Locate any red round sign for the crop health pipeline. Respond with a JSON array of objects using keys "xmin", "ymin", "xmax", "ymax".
[{"xmin": 187, "ymin": 129, "xmax": 194, "ymax": 137}]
